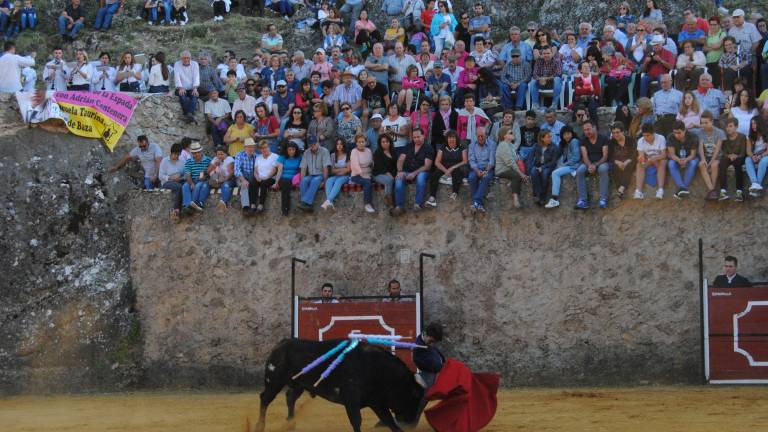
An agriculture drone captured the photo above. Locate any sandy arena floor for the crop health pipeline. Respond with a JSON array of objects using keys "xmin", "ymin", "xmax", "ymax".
[{"xmin": 2, "ymin": 387, "xmax": 768, "ymax": 431}]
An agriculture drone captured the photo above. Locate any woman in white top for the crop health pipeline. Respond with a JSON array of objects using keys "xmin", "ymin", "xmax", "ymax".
[
  {"xmin": 254, "ymin": 85, "xmax": 277, "ymax": 115},
  {"xmin": 675, "ymin": 40, "xmax": 706, "ymax": 91},
  {"xmin": 67, "ymin": 49, "xmax": 91, "ymax": 91},
  {"xmin": 321, "ymin": 138, "xmax": 351, "ymax": 210},
  {"xmin": 628, "ymin": 26, "xmax": 648, "ymax": 64},
  {"xmin": 148, "ymin": 51, "xmax": 171, "ymax": 93},
  {"xmin": 634, "ymin": 123, "xmax": 667, "ymax": 200},
  {"xmin": 208, "ymin": 146, "xmax": 235, "ymax": 210},
  {"xmin": 91, "ymin": 52, "xmax": 117, "ymax": 91},
  {"xmin": 559, "ymin": 32, "xmax": 583, "ymax": 76},
  {"xmin": 252, "ymin": 139, "xmax": 279, "ymax": 213},
  {"xmin": 746, "ymin": 116, "xmax": 768, "ymax": 194},
  {"xmin": 676, "ymin": 91, "xmax": 702, "ymax": 130},
  {"xmin": 381, "ymin": 103, "xmax": 411, "ymax": 152},
  {"xmin": 114, "ymin": 51, "xmax": 143, "ymax": 92},
  {"xmin": 729, "ymin": 89, "xmax": 759, "ymax": 137}
]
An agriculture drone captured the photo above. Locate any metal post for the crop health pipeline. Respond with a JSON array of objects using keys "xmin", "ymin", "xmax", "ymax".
[
  {"xmin": 419, "ymin": 252, "xmax": 435, "ymax": 329},
  {"xmin": 698, "ymin": 238, "xmax": 705, "ymax": 384},
  {"xmin": 291, "ymin": 257, "xmax": 306, "ymax": 338}
]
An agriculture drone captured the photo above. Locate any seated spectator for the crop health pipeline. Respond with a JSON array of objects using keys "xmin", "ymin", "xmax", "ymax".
[
  {"xmin": 373, "ymin": 133, "xmax": 398, "ymax": 207},
  {"xmin": 361, "ymin": 75, "xmax": 390, "ymax": 124},
  {"xmin": 410, "ymin": 99, "xmax": 435, "ymax": 146},
  {"xmin": 208, "ymin": 146, "xmax": 235, "ymax": 210},
  {"xmin": 220, "ymin": 56, "xmax": 247, "ymax": 82},
  {"xmin": 392, "ymin": 128, "xmax": 434, "ymax": 215},
  {"xmin": 181, "ymin": 142, "xmax": 212, "ymax": 214},
  {"xmin": 678, "ymin": 17, "xmax": 706, "ymax": 51},
  {"xmin": 634, "ymin": 123, "xmax": 667, "ymax": 200},
  {"xmin": 476, "ymin": 68, "xmax": 502, "ymax": 111},
  {"xmin": 253, "ymin": 103, "xmax": 281, "ymax": 153},
  {"xmin": 518, "ymin": 110, "xmax": 540, "ymax": 165},
  {"xmin": 354, "ymin": 9, "xmax": 377, "ymax": 45},
  {"xmin": 275, "ymin": 141, "xmax": 302, "ymax": 215},
  {"xmin": 309, "ymin": 101, "xmax": 336, "ymax": 151},
  {"xmin": 427, "ymin": 129, "xmax": 466, "ymax": 206},
  {"xmin": 718, "ymin": 36, "xmax": 752, "ymax": 92},
  {"xmin": 59, "ymin": 0, "xmax": 83, "ymax": 41},
  {"xmin": 144, "ymin": 0, "xmax": 160, "ymax": 25},
  {"xmin": 261, "ymin": 55, "xmax": 285, "ymax": 92},
  {"xmin": 224, "ymin": 110, "xmax": 256, "ymax": 156},
  {"xmin": 489, "ymin": 109, "xmax": 518, "ymax": 145},
  {"xmin": 382, "ymin": 102, "xmax": 411, "ymax": 155},
  {"xmin": 296, "ymin": 78, "xmax": 322, "ymax": 118},
  {"xmin": 172, "ymin": 0, "xmax": 188, "ymax": 25},
  {"xmin": 268, "ymin": 0, "xmax": 295, "ymax": 20},
  {"xmin": 616, "ymin": 2, "xmax": 636, "ymax": 30},
  {"xmin": 697, "ymin": 111, "xmax": 724, "ymax": 200},
  {"xmin": 388, "ymin": 41, "xmax": 417, "ymax": 93},
  {"xmin": 603, "ymin": 50, "xmax": 634, "ymax": 107},
  {"xmin": 324, "ymin": 24, "xmax": 347, "ymax": 51},
  {"xmin": 470, "ymin": 37, "xmax": 498, "ymax": 69},
  {"xmin": 332, "ymin": 70, "xmax": 363, "ymax": 118},
  {"xmin": 467, "ymin": 2, "xmax": 490, "ymax": 47},
  {"xmin": 110, "ymin": 135, "xmax": 162, "ymax": 190},
  {"xmin": 712, "ymin": 255, "xmax": 751, "ymax": 287},
  {"xmin": 234, "ymin": 137, "xmax": 258, "ymax": 216},
  {"xmin": 652, "ymin": 74, "xmax": 683, "ymax": 138},
  {"xmin": 383, "ymin": 17, "xmax": 406, "ymax": 51},
  {"xmin": 197, "ymin": 53, "xmax": 224, "ymax": 99},
  {"xmin": 540, "ymin": 109, "xmax": 565, "ymax": 148},
  {"xmin": 640, "ymin": 35, "xmax": 675, "ymax": 98},
  {"xmin": 628, "ymin": 24, "xmax": 648, "ymax": 64},
  {"xmin": 530, "ymin": 46, "xmax": 563, "ymax": 111},
  {"xmin": 336, "ymin": 102, "xmax": 363, "ymax": 149},
  {"xmin": 313, "ymin": 283, "xmax": 340, "ymax": 304},
  {"xmin": 222, "ymin": 70, "xmax": 239, "ymax": 104},
  {"xmin": 261, "ymin": 25, "xmax": 285, "ymax": 55},
  {"xmin": 677, "ymin": 91, "xmax": 702, "ymax": 130},
  {"xmin": 528, "ymin": 130, "xmax": 558, "ymax": 207},
  {"xmin": 66, "ymin": 49, "xmax": 91, "ymax": 91},
  {"xmin": 272, "ymin": 80, "xmax": 294, "ymax": 120},
  {"xmin": 572, "ymin": 61, "xmax": 600, "ymax": 120},
  {"xmin": 493, "ymin": 127, "xmax": 527, "ymax": 209},
  {"xmin": 283, "ymin": 107, "xmax": 308, "ymax": 149},
  {"xmin": 91, "ymin": 52, "xmax": 116, "ymax": 91},
  {"xmin": 415, "ymin": 52, "xmax": 433, "ymax": 78},
  {"xmin": 348, "ymin": 134, "xmax": 376, "ymax": 213},
  {"xmin": 365, "ymin": 113, "xmax": 385, "ymax": 151},
  {"xmin": 456, "ymin": 93, "xmax": 490, "ymax": 142},
  {"xmin": 93, "ymin": 0, "xmax": 122, "ymax": 31},
  {"xmin": 500, "ymin": 48, "xmax": 531, "ymax": 111},
  {"xmin": 232, "ymin": 84, "xmax": 258, "ymax": 121},
  {"xmin": 609, "ymin": 122, "xmax": 636, "ymax": 199},
  {"xmin": 600, "ymin": 25, "xmax": 626, "ymax": 55},
  {"xmin": 729, "ymin": 89, "xmax": 759, "ymax": 136},
  {"xmin": 429, "ymin": 95, "xmax": 455, "ymax": 147},
  {"xmin": 147, "ymin": 51, "xmax": 170, "ymax": 93},
  {"xmin": 574, "ymin": 122, "xmax": 610, "ymax": 209},
  {"xmin": 298, "ymin": 136, "xmax": 332, "ymax": 212},
  {"xmin": 465, "ymin": 126, "xmax": 494, "ymax": 212},
  {"xmin": 666, "ymin": 121, "xmax": 700, "ymax": 198},
  {"xmin": 251, "ymin": 139, "xmax": 279, "ymax": 213},
  {"xmin": 545, "ymin": 126, "xmax": 579, "ymax": 209},
  {"xmin": 174, "ymin": 50, "xmax": 200, "ymax": 123},
  {"xmin": 42, "ymin": 48, "xmax": 67, "ymax": 91},
  {"xmin": 321, "ymin": 139, "xmax": 351, "ymax": 210},
  {"xmin": 452, "ymin": 54, "xmax": 477, "ymax": 105},
  {"xmin": 694, "ymin": 74, "xmax": 725, "ymax": 123},
  {"xmin": 718, "ymin": 117, "xmax": 747, "ymax": 201},
  {"xmin": 160, "ymin": 143, "xmax": 185, "ymax": 222},
  {"xmin": 675, "ymin": 40, "xmax": 706, "ymax": 91},
  {"xmin": 746, "ymin": 116, "xmax": 768, "ymax": 196}
]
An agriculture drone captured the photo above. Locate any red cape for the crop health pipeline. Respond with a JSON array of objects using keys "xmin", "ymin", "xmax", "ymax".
[{"xmin": 423, "ymin": 358, "xmax": 500, "ymax": 432}]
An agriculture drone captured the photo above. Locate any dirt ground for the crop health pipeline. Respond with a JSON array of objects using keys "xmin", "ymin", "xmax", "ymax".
[{"xmin": 2, "ymin": 387, "xmax": 768, "ymax": 432}]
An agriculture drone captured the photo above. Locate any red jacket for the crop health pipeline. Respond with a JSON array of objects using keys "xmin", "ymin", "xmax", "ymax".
[{"xmin": 574, "ymin": 74, "xmax": 601, "ymax": 99}]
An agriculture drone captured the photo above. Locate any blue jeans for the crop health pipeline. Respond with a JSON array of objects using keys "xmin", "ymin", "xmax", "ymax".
[
  {"xmin": 350, "ymin": 175, "xmax": 373, "ymax": 204},
  {"xmin": 531, "ymin": 166, "xmax": 553, "ymax": 200},
  {"xmin": 58, "ymin": 16, "xmax": 84, "ymax": 37},
  {"xmin": 667, "ymin": 158, "xmax": 699, "ymax": 189},
  {"xmin": 551, "ymin": 166, "xmax": 576, "ymax": 197},
  {"xmin": 374, "ymin": 174, "xmax": 394, "ymax": 196},
  {"xmin": 300, "ymin": 174, "xmax": 323, "ymax": 205},
  {"xmin": 325, "ymin": 175, "xmax": 349, "ymax": 202},
  {"xmin": 162, "ymin": 180, "xmax": 183, "ymax": 210},
  {"xmin": 148, "ymin": 7, "xmax": 158, "ymax": 22},
  {"xmin": 176, "ymin": 89, "xmax": 197, "ymax": 116},
  {"xmin": 94, "ymin": 2, "xmax": 120, "ymax": 30},
  {"xmin": 746, "ymin": 156, "xmax": 768, "ymax": 185},
  {"xmin": 143, "ymin": 177, "xmax": 159, "ymax": 190},
  {"xmin": 518, "ymin": 146, "xmax": 535, "ymax": 169},
  {"xmin": 530, "ymin": 77, "xmax": 562, "ymax": 109},
  {"xmin": 0, "ymin": 12, "xmax": 8, "ymax": 33},
  {"xmin": 502, "ymin": 81, "xmax": 528, "ymax": 110},
  {"xmin": 218, "ymin": 179, "xmax": 235, "ymax": 203},
  {"xmin": 163, "ymin": 0, "xmax": 173, "ymax": 22},
  {"xmin": 576, "ymin": 162, "xmax": 611, "ymax": 201},
  {"xmin": 395, "ymin": 171, "xmax": 429, "ymax": 207},
  {"xmin": 639, "ymin": 74, "xmax": 661, "ymax": 98},
  {"xmin": 20, "ymin": 11, "xmax": 36, "ymax": 30},
  {"xmin": 182, "ymin": 181, "xmax": 211, "ymax": 207},
  {"xmin": 468, "ymin": 169, "xmax": 494, "ymax": 205}
]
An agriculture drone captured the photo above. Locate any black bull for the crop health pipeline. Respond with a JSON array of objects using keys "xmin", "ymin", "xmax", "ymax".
[{"xmin": 255, "ymin": 338, "xmax": 425, "ymax": 432}]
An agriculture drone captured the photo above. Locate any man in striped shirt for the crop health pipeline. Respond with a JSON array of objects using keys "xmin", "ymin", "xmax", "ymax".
[{"xmin": 182, "ymin": 142, "xmax": 212, "ymax": 214}]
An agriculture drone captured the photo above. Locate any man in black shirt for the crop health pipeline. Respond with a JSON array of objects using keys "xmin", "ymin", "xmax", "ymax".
[
  {"xmin": 575, "ymin": 121, "xmax": 610, "ymax": 209},
  {"xmin": 666, "ymin": 121, "xmax": 700, "ymax": 199},
  {"xmin": 518, "ymin": 110, "xmax": 540, "ymax": 167},
  {"xmin": 392, "ymin": 128, "xmax": 434, "ymax": 216},
  {"xmin": 712, "ymin": 256, "xmax": 751, "ymax": 287},
  {"xmin": 361, "ymin": 75, "xmax": 389, "ymax": 123},
  {"xmin": 59, "ymin": 0, "xmax": 85, "ymax": 41}
]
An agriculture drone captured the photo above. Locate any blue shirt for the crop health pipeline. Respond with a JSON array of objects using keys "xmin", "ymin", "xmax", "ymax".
[
  {"xmin": 678, "ymin": 29, "xmax": 706, "ymax": 49},
  {"xmin": 278, "ymin": 155, "xmax": 302, "ymax": 179},
  {"xmin": 652, "ymin": 88, "xmax": 683, "ymax": 116},
  {"xmin": 499, "ymin": 41, "xmax": 533, "ymax": 64},
  {"xmin": 234, "ymin": 150, "xmax": 257, "ymax": 178},
  {"xmin": 469, "ymin": 139, "xmax": 497, "ymax": 171},
  {"xmin": 576, "ymin": 34, "xmax": 595, "ymax": 50},
  {"xmin": 273, "ymin": 91, "xmax": 294, "ymax": 118},
  {"xmin": 540, "ymin": 120, "xmax": 565, "ymax": 147},
  {"xmin": 695, "ymin": 89, "xmax": 727, "ymax": 119}
]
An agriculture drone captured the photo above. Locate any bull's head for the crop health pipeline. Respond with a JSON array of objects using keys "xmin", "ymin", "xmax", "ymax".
[{"xmin": 392, "ymin": 375, "xmax": 425, "ymax": 427}]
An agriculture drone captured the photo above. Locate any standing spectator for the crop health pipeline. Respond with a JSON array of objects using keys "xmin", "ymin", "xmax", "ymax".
[
  {"xmin": 746, "ymin": 116, "xmax": 768, "ymax": 195},
  {"xmin": 91, "ymin": 52, "xmax": 116, "ymax": 91},
  {"xmin": 634, "ymin": 123, "xmax": 667, "ymax": 200},
  {"xmin": 652, "ymin": 74, "xmax": 683, "ymax": 137},
  {"xmin": 427, "ymin": 129, "xmax": 466, "ymax": 206},
  {"xmin": 181, "ymin": 142, "xmax": 212, "ymax": 213},
  {"xmin": 58, "ymin": 0, "xmax": 84, "ymax": 41},
  {"xmin": 43, "ymin": 47, "xmax": 68, "ymax": 91},
  {"xmin": 276, "ymin": 141, "xmax": 302, "ymax": 215},
  {"xmin": 697, "ymin": 111, "xmax": 725, "ymax": 199},
  {"xmin": 321, "ymin": 139, "xmax": 351, "ymax": 210},
  {"xmin": 640, "ymin": 35, "xmax": 675, "ymax": 98},
  {"xmin": 204, "ymin": 88, "xmax": 231, "ymax": 146},
  {"xmin": 373, "ymin": 133, "xmax": 398, "ymax": 206},
  {"xmin": 430, "ymin": 1, "xmax": 456, "ymax": 56},
  {"xmin": 719, "ymin": 36, "xmax": 752, "ymax": 92},
  {"xmin": 349, "ymin": 134, "xmax": 376, "ymax": 213},
  {"xmin": 392, "ymin": 128, "xmax": 433, "ymax": 215},
  {"xmin": 174, "ymin": 50, "xmax": 200, "ymax": 123},
  {"xmin": 110, "ymin": 135, "xmax": 163, "ymax": 190},
  {"xmin": 208, "ymin": 146, "xmax": 235, "ymax": 210},
  {"xmin": 545, "ymin": 126, "xmax": 580, "ymax": 209},
  {"xmin": 0, "ymin": 41, "xmax": 33, "ymax": 93},
  {"xmin": 609, "ymin": 122, "xmax": 636, "ymax": 198},
  {"xmin": 574, "ymin": 122, "xmax": 610, "ymax": 209},
  {"xmin": 666, "ymin": 121, "xmax": 700, "ymax": 198},
  {"xmin": 501, "ymin": 48, "xmax": 531, "ymax": 111},
  {"xmin": 467, "ymin": 127, "xmax": 495, "ymax": 212},
  {"xmin": 718, "ymin": 117, "xmax": 747, "ymax": 201},
  {"xmin": 234, "ymin": 137, "xmax": 258, "ymax": 216},
  {"xmin": 93, "ymin": 0, "xmax": 122, "ymax": 32},
  {"xmin": 704, "ymin": 17, "xmax": 726, "ymax": 87},
  {"xmin": 676, "ymin": 40, "xmax": 706, "ymax": 91},
  {"xmin": 467, "ymin": 2, "xmax": 489, "ymax": 47},
  {"xmin": 694, "ymin": 73, "xmax": 727, "ymax": 122},
  {"xmin": 528, "ymin": 130, "xmax": 558, "ymax": 207},
  {"xmin": 160, "ymin": 143, "xmax": 185, "ymax": 222},
  {"xmin": 298, "ymin": 136, "xmax": 332, "ymax": 211},
  {"xmin": 530, "ymin": 46, "xmax": 563, "ymax": 111}
]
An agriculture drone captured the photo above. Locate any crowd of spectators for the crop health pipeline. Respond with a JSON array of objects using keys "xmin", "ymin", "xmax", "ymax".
[{"xmin": 2, "ymin": 1, "xmax": 768, "ymax": 219}]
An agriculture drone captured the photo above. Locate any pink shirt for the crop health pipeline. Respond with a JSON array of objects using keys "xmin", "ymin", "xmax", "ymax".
[{"xmin": 350, "ymin": 147, "xmax": 373, "ymax": 178}]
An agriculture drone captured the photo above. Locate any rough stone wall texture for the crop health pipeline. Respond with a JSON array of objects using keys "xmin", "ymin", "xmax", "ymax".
[{"xmin": 128, "ymin": 183, "xmax": 768, "ymax": 387}]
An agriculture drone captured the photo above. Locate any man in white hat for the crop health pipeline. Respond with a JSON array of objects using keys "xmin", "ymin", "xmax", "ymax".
[
  {"xmin": 332, "ymin": 69, "xmax": 363, "ymax": 118},
  {"xmin": 234, "ymin": 137, "xmax": 259, "ymax": 216},
  {"xmin": 639, "ymin": 34, "xmax": 675, "ymax": 98},
  {"xmin": 728, "ymin": 9, "xmax": 762, "ymax": 61},
  {"xmin": 366, "ymin": 113, "xmax": 385, "ymax": 151},
  {"xmin": 181, "ymin": 141, "xmax": 212, "ymax": 214}
]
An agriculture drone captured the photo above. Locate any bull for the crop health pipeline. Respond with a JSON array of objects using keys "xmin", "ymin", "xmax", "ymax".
[{"xmin": 255, "ymin": 338, "xmax": 424, "ymax": 432}]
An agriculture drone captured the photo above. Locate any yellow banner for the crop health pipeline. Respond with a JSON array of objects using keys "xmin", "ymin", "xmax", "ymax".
[{"xmin": 56, "ymin": 102, "xmax": 126, "ymax": 152}]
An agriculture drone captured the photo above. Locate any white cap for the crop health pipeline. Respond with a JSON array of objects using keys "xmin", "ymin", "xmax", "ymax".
[
  {"xmin": 650, "ymin": 35, "xmax": 665, "ymax": 45},
  {"xmin": 315, "ymin": 48, "xmax": 326, "ymax": 54},
  {"xmin": 732, "ymin": 8, "xmax": 745, "ymax": 17},
  {"xmin": 371, "ymin": 113, "xmax": 383, "ymax": 120},
  {"xmin": 276, "ymin": 80, "xmax": 287, "ymax": 86}
]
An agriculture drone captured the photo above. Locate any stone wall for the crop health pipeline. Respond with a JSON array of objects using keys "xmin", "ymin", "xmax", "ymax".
[{"xmin": 128, "ymin": 183, "xmax": 768, "ymax": 387}]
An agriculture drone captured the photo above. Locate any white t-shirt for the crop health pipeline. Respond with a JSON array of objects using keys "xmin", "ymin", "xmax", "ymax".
[
  {"xmin": 730, "ymin": 106, "xmax": 758, "ymax": 136},
  {"xmin": 255, "ymin": 152, "xmax": 279, "ymax": 178},
  {"xmin": 637, "ymin": 133, "xmax": 666, "ymax": 158},
  {"xmin": 148, "ymin": 63, "xmax": 170, "ymax": 87},
  {"xmin": 382, "ymin": 115, "xmax": 410, "ymax": 148},
  {"xmin": 204, "ymin": 98, "xmax": 232, "ymax": 118},
  {"xmin": 212, "ymin": 156, "xmax": 234, "ymax": 181}
]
